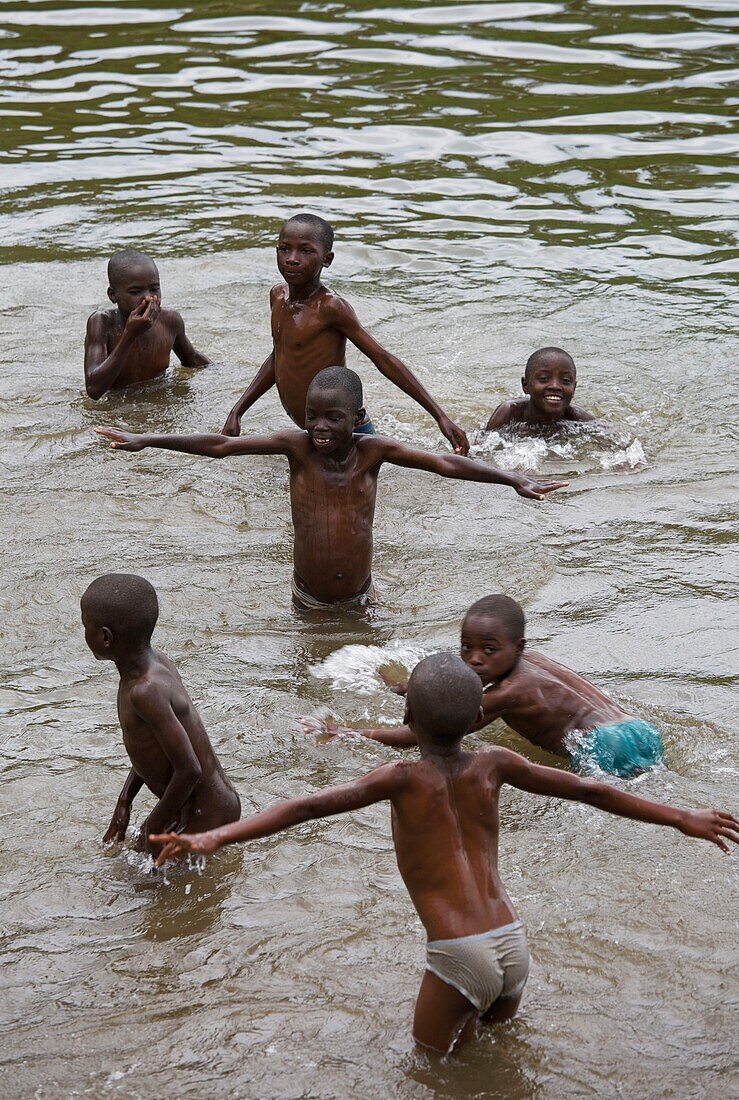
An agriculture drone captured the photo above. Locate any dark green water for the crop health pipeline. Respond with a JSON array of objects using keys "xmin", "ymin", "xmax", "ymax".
[{"xmin": 1, "ymin": 3, "xmax": 737, "ymax": 1098}]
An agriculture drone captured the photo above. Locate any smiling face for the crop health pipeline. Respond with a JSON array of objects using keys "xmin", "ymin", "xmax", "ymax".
[
  {"xmin": 522, "ymin": 352, "xmax": 576, "ymax": 421},
  {"xmin": 276, "ymin": 221, "xmax": 333, "ymax": 290},
  {"xmin": 460, "ymin": 613, "xmax": 524, "ymax": 685},
  {"xmin": 304, "ymin": 386, "xmax": 360, "ymax": 454},
  {"xmin": 107, "ymin": 259, "xmax": 161, "ymax": 318}
]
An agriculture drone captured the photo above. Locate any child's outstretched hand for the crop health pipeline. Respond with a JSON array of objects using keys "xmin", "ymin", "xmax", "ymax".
[
  {"xmin": 301, "ymin": 715, "xmax": 356, "ymax": 742},
  {"xmin": 150, "ymin": 830, "xmax": 220, "ymax": 866},
  {"xmin": 438, "ymin": 415, "xmax": 469, "ymax": 456},
  {"xmin": 512, "ymin": 475, "xmax": 569, "ymax": 500},
  {"xmin": 677, "ymin": 809, "xmax": 739, "ymax": 853},
  {"xmin": 95, "ymin": 427, "xmax": 146, "ymax": 451}
]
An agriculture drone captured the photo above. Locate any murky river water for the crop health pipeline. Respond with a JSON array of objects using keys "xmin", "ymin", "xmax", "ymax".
[{"xmin": 1, "ymin": 2, "xmax": 738, "ymax": 1098}]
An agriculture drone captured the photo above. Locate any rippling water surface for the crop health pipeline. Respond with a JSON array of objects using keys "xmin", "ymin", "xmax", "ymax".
[{"xmin": 1, "ymin": 3, "xmax": 737, "ymax": 1098}]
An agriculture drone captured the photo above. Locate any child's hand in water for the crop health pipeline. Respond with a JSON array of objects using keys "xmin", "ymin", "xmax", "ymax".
[
  {"xmin": 677, "ymin": 809, "xmax": 739, "ymax": 853},
  {"xmin": 512, "ymin": 475, "xmax": 569, "ymax": 500},
  {"xmin": 124, "ymin": 295, "xmax": 160, "ymax": 336},
  {"xmin": 102, "ymin": 800, "xmax": 131, "ymax": 844},
  {"xmin": 95, "ymin": 427, "xmax": 146, "ymax": 451},
  {"xmin": 379, "ymin": 668, "xmax": 408, "ymax": 696},
  {"xmin": 438, "ymin": 415, "xmax": 470, "ymax": 456},
  {"xmin": 150, "ymin": 831, "xmax": 220, "ymax": 866},
  {"xmin": 221, "ymin": 410, "xmax": 242, "ymax": 437},
  {"xmin": 301, "ymin": 716, "xmax": 356, "ymax": 742}
]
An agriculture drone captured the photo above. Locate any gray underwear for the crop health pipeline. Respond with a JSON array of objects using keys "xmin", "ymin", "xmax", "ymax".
[
  {"xmin": 426, "ymin": 919, "xmax": 531, "ymax": 1013},
  {"xmin": 291, "ymin": 572, "xmax": 375, "ymax": 612}
]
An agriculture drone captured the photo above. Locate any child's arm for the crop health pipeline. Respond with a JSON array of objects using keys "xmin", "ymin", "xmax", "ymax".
[
  {"xmin": 172, "ymin": 313, "xmax": 210, "ymax": 368},
  {"xmin": 127, "ymin": 684, "xmax": 206, "ymax": 848},
  {"xmin": 496, "ymin": 748, "xmax": 739, "ymax": 853},
  {"xmin": 150, "ymin": 762, "xmax": 403, "ymax": 864},
  {"xmin": 375, "ymin": 437, "xmax": 567, "ymax": 499},
  {"xmin": 326, "ymin": 297, "xmax": 469, "ymax": 455},
  {"xmin": 84, "ymin": 300, "xmax": 160, "ymax": 399},
  {"xmin": 221, "ymin": 351, "xmax": 276, "ymax": 436},
  {"xmin": 102, "ymin": 767, "xmax": 144, "ymax": 843},
  {"xmin": 303, "ymin": 715, "xmax": 418, "ymax": 749},
  {"xmin": 485, "ymin": 402, "xmax": 516, "ymax": 432},
  {"xmin": 95, "ymin": 425, "xmax": 296, "ymax": 458}
]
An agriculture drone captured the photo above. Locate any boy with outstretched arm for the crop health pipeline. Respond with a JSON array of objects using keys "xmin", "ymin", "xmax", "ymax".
[
  {"xmin": 84, "ymin": 249, "xmax": 209, "ymax": 398},
  {"xmin": 220, "ymin": 213, "xmax": 469, "ymax": 454},
  {"xmin": 316, "ymin": 594, "xmax": 666, "ymax": 778},
  {"xmin": 151, "ymin": 653, "xmax": 738, "ymax": 1055},
  {"xmin": 96, "ymin": 368, "xmax": 566, "ymax": 611},
  {"xmin": 485, "ymin": 347, "xmax": 595, "ymax": 431},
  {"xmin": 81, "ymin": 574, "xmax": 240, "ymax": 853}
]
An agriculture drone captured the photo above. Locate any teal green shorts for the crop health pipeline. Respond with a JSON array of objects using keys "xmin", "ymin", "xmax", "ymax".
[{"xmin": 569, "ymin": 720, "xmax": 665, "ymax": 779}]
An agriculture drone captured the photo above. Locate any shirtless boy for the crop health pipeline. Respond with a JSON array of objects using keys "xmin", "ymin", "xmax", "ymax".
[
  {"xmin": 221, "ymin": 213, "xmax": 469, "ymax": 454},
  {"xmin": 151, "ymin": 653, "xmax": 738, "ymax": 1055},
  {"xmin": 81, "ymin": 573, "xmax": 240, "ymax": 852},
  {"xmin": 96, "ymin": 368, "xmax": 566, "ymax": 610},
  {"xmin": 485, "ymin": 347, "xmax": 595, "ymax": 431},
  {"xmin": 317, "ymin": 595, "xmax": 666, "ymax": 778},
  {"xmin": 84, "ymin": 249, "xmax": 209, "ymax": 399}
]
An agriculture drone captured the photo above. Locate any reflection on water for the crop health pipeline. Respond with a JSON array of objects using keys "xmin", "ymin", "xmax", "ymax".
[{"xmin": 1, "ymin": 2, "xmax": 738, "ymax": 1099}]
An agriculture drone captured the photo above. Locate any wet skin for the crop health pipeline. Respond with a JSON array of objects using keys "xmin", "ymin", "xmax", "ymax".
[
  {"xmin": 84, "ymin": 260, "xmax": 209, "ymax": 399},
  {"xmin": 319, "ymin": 613, "xmax": 634, "ymax": 756},
  {"xmin": 151, "ymin": 727, "xmax": 739, "ymax": 1054},
  {"xmin": 221, "ymin": 222, "xmax": 469, "ymax": 454},
  {"xmin": 486, "ymin": 354, "xmax": 595, "ymax": 431},
  {"xmin": 96, "ymin": 389, "xmax": 566, "ymax": 605},
  {"xmin": 82, "ymin": 609, "xmax": 239, "ymax": 852}
]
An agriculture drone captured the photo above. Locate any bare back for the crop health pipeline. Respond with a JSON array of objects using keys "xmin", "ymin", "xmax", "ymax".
[
  {"xmin": 117, "ymin": 649, "xmax": 239, "ymax": 831},
  {"xmin": 486, "ymin": 651, "xmax": 630, "ymax": 755},
  {"xmin": 390, "ymin": 751, "xmax": 517, "ymax": 941},
  {"xmin": 271, "ymin": 283, "xmax": 348, "ymax": 424}
]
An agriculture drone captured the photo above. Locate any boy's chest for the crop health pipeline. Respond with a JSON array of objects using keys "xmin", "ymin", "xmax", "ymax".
[
  {"xmin": 290, "ymin": 459, "xmax": 377, "ymax": 513},
  {"xmin": 108, "ymin": 321, "xmax": 173, "ymax": 375},
  {"xmin": 272, "ymin": 302, "xmax": 340, "ymax": 353}
]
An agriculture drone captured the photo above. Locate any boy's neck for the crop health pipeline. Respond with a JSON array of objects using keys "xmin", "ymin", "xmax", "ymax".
[
  {"xmin": 113, "ymin": 642, "xmax": 155, "ymax": 679},
  {"xmin": 313, "ymin": 435, "xmax": 358, "ymax": 465},
  {"xmin": 415, "ymin": 733, "xmax": 465, "ymax": 762},
  {"xmin": 287, "ymin": 276, "xmax": 325, "ymax": 303}
]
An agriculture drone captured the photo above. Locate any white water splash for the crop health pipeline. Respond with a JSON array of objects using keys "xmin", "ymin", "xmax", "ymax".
[{"xmin": 310, "ymin": 642, "xmax": 427, "ymax": 694}]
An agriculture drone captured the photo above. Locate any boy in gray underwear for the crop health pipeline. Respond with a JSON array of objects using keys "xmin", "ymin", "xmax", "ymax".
[{"xmin": 151, "ymin": 654, "xmax": 738, "ymax": 1055}]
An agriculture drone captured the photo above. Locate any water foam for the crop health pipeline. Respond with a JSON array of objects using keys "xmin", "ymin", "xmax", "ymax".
[{"xmin": 309, "ymin": 641, "xmax": 427, "ymax": 694}]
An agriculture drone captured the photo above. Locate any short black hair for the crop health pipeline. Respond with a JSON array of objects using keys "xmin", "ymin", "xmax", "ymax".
[
  {"xmin": 464, "ymin": 595, "xmax": 525, "ymax": 642},
  {"xmin": 524, "ymin": 346, "xmax": 575, "ymax": 381},
  {"xmin": 81, "ymin": 573, "xmax": 159, "ymax": 644},
  {"xmin": 307, "ymin": 366, "xmax": 363, "ymax": 413},
  {"xmin": 107, "ymin": 249, "xmax": 157, "ymax": 287},
  {"xmin": 406, "ymin": 653, "xmax": 483, "ymax": 740},
  {"xmin": 283, "ymin": 213, "xmax": 334, "ymax": 251}
]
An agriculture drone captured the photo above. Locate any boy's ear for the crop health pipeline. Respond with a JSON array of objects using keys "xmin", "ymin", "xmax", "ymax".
[
  {"xmin": 521, "ymin": 374, "xmax": 529, "ymax": 394},
  {"xmin": 322, "ymin": 250, "xmax": 334, "ymax": 269},
  {"xmin": 101, "ymin": 626, "xmax": 114, "ymax": 647},
  {"xmin": 354, "ymin": 406, "xmax": 367, "ymax": 428},
  {"xmin": 517, "ymin": 638, "xmax": 525, "ymax": 656},
  {"xmin": 107, "ymin": 286, "xmax": 117, "ymax": 304},
  {"xmin": 403, "ymin": 703, "xmax": 412, "ymax": 727}
]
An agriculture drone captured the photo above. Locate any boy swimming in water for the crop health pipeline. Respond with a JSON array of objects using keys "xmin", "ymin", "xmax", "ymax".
[
  {"xmin": 151, "ymin": 653, "xmax": 738, "ymax": 1055},
  {"xmin": 220, "ymin": 213, "xmax": 469, "ymax": 454},
  {"xmin": 96, "ymin": 369, "xmax": 566, "ymax": 611},
  {"xmin": 315, "ymin": 594, "xmax": 665, "ymax": 778},
  {"xmin": 84, "ymin": 249, "xmax": 210, "ymax": 398},
  {"xmin": 485, "ymin": 347, "xmax": 595, "ymax": 431},
  {"xmin": 81, "ymin": 574, "xmax": 240, "ymax": 853}
]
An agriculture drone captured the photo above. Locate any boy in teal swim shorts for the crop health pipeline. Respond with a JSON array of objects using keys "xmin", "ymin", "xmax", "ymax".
[{"xmin": 313, "ymin": 595, "xmax": 665, "ymax": 778}]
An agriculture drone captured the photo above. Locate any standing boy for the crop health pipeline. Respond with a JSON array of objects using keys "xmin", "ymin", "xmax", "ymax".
[
  {"xmin": 84, "ymin": 249, "xmax": 209, "ymax": 398},
  {"xmin": 151, "ymin": 654, "xmax": 738, "ymax": 1054},
  {"xmin": 96, "ymin": 368, "xmax": 566, "ymax": 610},
  {"xmin": 81, "ymin": 573, "xmax": 240, "ymax": 851},
  {"xmin": 316, "ymin": 594, "xmax": 666, "ymax": 778},
  {"xmin": 221, "ymin": 213, "xmax": 469, "ymax": 453}
]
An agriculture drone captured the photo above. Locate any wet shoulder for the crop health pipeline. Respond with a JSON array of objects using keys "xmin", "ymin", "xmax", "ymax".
[
  {"xmin": 87, "ymin": 306, "xmax": 118, "ymax": 332},
  {"xmin": 158, "ymin": 307, "xmax": 184, "ymax": 334},
  {"xmin": 566, "ymin": 403, "xmax": 596, "ymax": 422}
]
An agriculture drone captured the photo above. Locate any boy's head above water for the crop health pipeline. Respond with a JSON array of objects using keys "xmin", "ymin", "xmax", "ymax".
[
  {"xmin": 305, "ymin": 366, "xmax": 366, "ymax": 452},
  {"xmin": 107, "ymin": 249, "xmax": 161, "ymax": 318},
  {"xmin": 277, "ymin": 213, "xmax": 335, "ymax": 289},
  {"xmin": 81, "ymin": 573, "xmax": 159, "ymax": 660},
  {"xmin": 461, "ymin": 595, "xmax": 526, "ymax": 685},
  {"xmin": 522, "ymin": 347, "xmax": 576, "ymax": 421},
  {"xmin": 405, "ymin": 652, "xmax": 483, "ymax": 745}
]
